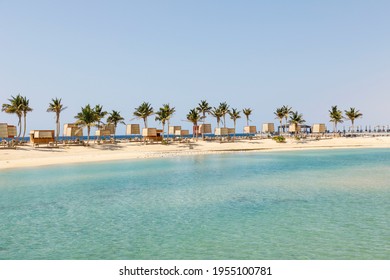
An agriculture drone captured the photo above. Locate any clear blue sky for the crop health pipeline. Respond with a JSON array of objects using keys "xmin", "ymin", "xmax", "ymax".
[{"xmin": 1, "ymin": 0, "xmax": 390, "ymax": 134}]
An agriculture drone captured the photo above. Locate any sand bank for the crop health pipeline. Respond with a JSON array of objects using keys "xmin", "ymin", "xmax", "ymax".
[{"xmin": 1, "ymin": 136, "xmax": 390, "ymax": 170}]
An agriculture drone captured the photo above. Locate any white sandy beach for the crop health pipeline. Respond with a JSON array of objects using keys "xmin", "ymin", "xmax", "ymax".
[{"xmin": 1, "ymin": 136, "xmax": 390, "ymax": 170}]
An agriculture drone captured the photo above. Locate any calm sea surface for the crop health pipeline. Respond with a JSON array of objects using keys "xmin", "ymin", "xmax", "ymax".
[{"xmin": 0, "ymin": 148, "xmax": 389, "ymax": 259}]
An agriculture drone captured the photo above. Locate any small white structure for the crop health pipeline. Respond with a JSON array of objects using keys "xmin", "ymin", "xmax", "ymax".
[
  {"xmin": 262, "ymin": 123, "xmax": 275, "ymax": 133},
  {"xmin": 30, "ymin": 130, "xmax": 55, "ymax": 145},
  {"xmin": 126, "ymin": 124, "xmax": 140, "ymax": 135},
  {"xmin": 244, "ymin": 126, "xmax": 256, "ymax": 134}
]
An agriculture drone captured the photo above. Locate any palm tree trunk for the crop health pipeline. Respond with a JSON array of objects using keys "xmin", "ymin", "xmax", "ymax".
[
  {"xmin": 87, "ymin": 126, "xmax": 91, "ymax": 144},
  {"xmin": 233, "ymin": 120, "xmax": 236, "ymax": 142},
  {"xmin": 56, "ymin": 113, "xmax": 60, "ymax": 142},
  {"xmin": 22, "ymin": 114, "xmax": 27, "ymax": 139},
  {"xmin": 17, "ymin": 116, "xmax": 22, "ymax": 138},
  {"xmin": 162, "ymin": 122, "xmax": 165, "ymax": 140},
  {"xmin": 279, "ymin": 120, "xmax": 282, "ymax": 135}
]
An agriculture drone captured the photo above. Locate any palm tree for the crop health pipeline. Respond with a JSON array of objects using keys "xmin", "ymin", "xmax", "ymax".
[
  {"xmin": 2, "ymin": 94, "xmax": 23, "ymax": 138},
  {"xmin": 155, "ymin": 107, "xmax": 169, "ymax": 139},
  {"xmin": 344, "ymin": 107, "xmax": 363, "ymax": 132},
  {"xmin": 47, "ymin": 98, "xmax": 67, "ymax": 141},
  {"xmin": 282, "ymin": 105, "xmax": 292, "ymax": 132},
  {"xmin": 210, "ymin": 107, "xmax": 223, "ymax": 128},
  {"xmin": 21, "ymin": 96, "xmax": 33, "ymax": 139},
  {"xmin": 186, "ymin": 108, "xmax": 201, "ymax": 139},
  {"xmin": 228, "ymin": 108, "xmax": 241, "ymax": 141},
  {"xmin": 75, "ymin": 104, "xmax": 98, "ymax": 144},
  {"xmin": 328, "ymin": 105, "xmax": 343, "ymax": 134},
  {"xmin": 274, "ymin": 107, "xmax": 284, "ymax": 134},
  {"xmin": 134, "ymin": 102, "xmax": 154, "ymax": 128},
  {"xmin": 289, "ymin": 111, "xmax": 305, "ymax": 136},
  {"xmin": 196, "ymin": 100, "xmax": 212, "ymax": 140},
  {"xmin": 242, "ymin": 108, "xmax": 252, "ymax": 127},
  {"xmin": 162, "ymin": 103, "xmax": 175, "ymax": 136},
  {"xmin": 94, "ymin": 104, "xmax": 107, "ymax": 129},
  {"xmin": 107, "ymin": 110, "xmax": 125, "ymax": 138},
  {"xmin": 218, "ymin": 102, "xmax": 229, "ymax": 128}
]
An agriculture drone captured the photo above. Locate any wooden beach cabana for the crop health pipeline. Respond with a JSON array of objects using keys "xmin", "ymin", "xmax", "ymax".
[
  {"xmin": 262, "ymin": 123, "xmax": 275, "ymax": 133},
  {"xmin": 29, "ymin": 130, "xmax": 55, "ymax": 146}
]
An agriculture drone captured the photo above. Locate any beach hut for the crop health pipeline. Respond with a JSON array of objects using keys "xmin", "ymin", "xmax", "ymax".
[
  {"xmin": 199, "ymin": 124, "xmax": 212, "ymax": 134},
  {"xmin": 95, "ymin": 130, "xmax": 110, "ymax": 137},
  {"xmin": 0, "ymin": 123, "xmax": 17, "ymax": 139},
  {"xmin": 0, "ymin": 123, "xmax": 8, "ymax": 138},
  {"xmin": 227, "ymin": 128, "xmax": 235, "ymax": 134},
  {"xmin": 174, "ymin": 129, "xmax": 189, "ymax": 136},
  {"xmin": 312, "ymin": 124, "xmax": 326, "ymax": 133},
  {"xmin": 64, "ymin": 123, "xmax": 83, "ymax": 137},
  {"xmin": 102, "ymin": 124, "xmax": 115, "ymax": 134},
  {"xmin": 142, "ymin": 128, "xmax": 163, "ymax": 142},
  {"xmin": 30, "ymin": 130, "xmax": 55, "ymax": 145},
  {"xmin": 244, "ymin": 126, "xmax": 256, "ymax": 134},
  {"xmin": 262, "ymin": 123, "xmax": 275, "ymax": 133},
  {"xmin": 215, "ymin": 127, "xmax": 229, "ymax": 136},
  {"xmin": 7, "ymin": 125, "xmax": 17, "ymax": 138},
  {"xmin": 126, "ymin": 124, "xmax": 140, "ymax": 135},
  {"xmin": 168, "ymin": 126, "xmax": 181, "ymax": 135}
]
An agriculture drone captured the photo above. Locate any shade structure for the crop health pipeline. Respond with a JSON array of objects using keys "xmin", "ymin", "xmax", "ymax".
[
  {"xmin": 30, "ymin": 130, "xmax": 55, "ymax": 144},
  {"xmin": 215, "ymin": 127, "xmax": 229, "ymax": 136},
  {"xmin": 228, "ymin": 128, "xmax": 235, "ymax": 134},
  {"xmin": 7, "ymin": 125, "xmax": 17, "ymax": 137},
  {"xmin": 262, "ymin": 123, "xmax": 275, "ymax": 133},
  {"xmin": 244, "ymin": 126, "xmax": 256, "ymax": 133},
  {"xmin": 142, "ymin": 128, "xmax": 157, "ymax": 137},
  {"xmin": 199, "ymin": 124, "xmax": 212, "ymax": 134},
  {"xmin": 126, "ymin": 124, "xmax": 140, "ymax": 135},
  {"xmin": 102, "ymin": 124, "xmax": 115, "ymax": 134},
  {"xmin": 168, "ymin": 126, "xmax": 181, "ymax": 135},
  {"xmin": 0, "ymin": 123, "xmax": 7, "ymax": 138},
  {"xmin": 312, "ymin": 123, "xmax": 326, "ymax": 133},
  {"xmin": 64, "ymin": 123, "xmax": 83, "ymax": 137},
  {"xmin": 95, "ymin": 130, "xmax": 110, "ymax": 136},
  {"xmin": 174, "ymin": 129, "xmax": 189, "ymax": 136}
]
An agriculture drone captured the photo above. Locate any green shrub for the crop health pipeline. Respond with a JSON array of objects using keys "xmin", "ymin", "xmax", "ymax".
[{"xmin": 272, "ymin": 135, "xmax": 286, "ymax": 143}]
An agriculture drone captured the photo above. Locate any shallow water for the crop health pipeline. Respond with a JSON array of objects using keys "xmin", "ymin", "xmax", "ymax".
[{"xmin": 0, "ymin": 149, "xmax": 389, "ymax": 259}]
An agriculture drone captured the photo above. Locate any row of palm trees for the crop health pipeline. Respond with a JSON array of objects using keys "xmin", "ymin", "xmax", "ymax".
[{"xmin": 2, "ymin": 95, "xmax": 364, "ymax": 143}]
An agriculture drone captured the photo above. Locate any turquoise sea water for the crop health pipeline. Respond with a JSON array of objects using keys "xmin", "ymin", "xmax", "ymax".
[{"xmin": 0, "ymin": 148, "xmax": 389, "ymax": 260}]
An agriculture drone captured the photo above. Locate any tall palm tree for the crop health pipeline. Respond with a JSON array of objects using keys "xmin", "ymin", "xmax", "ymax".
[
  {"xmin": 47, "ymin": 98, "xmax": 67, "ymax": 141},
  {"xmin": 196, "ymin": 100, "xmax": 212, "ymax": 140},
  {"xmin": 282, "ymin": 105, "xmax": 292, "ymax": 132},
  {"xmin": 274, "ymin": 107, "xmax": 284, "ymax": 134},
  {"xmin": 329, "ymin": 105, "xmax": 343, "ymax": 134},
  {"xmin": 2, "ymin": 94, "xmax": 23, "ymax": 138},
  {"xmin": 242, "ymin": 108, "xmax": 252, "ymax": 126},
  {"xmin": 133, "ymin": 102, "xmax": 154, "ymax": 128},
  {"xmin": 162, "ymin": 103, "xmax": 175, "ymax": 136},
  {"xmin": 94, "ymin": 104, "xmax": 107, "ymax": 129},
  {"xmin": 289, "ymin": 111, "xmax": 305, "ymax": 136},
  {"xmin": 344, "ymin": 107, "xmax": 363, "ymax": 132},
  {"xmin": 186, "ymin": 108, "xmax": 201, "ymax": 139},
  {"xmin": 107, "ymin": 110, "xmax": 125, "ymax": 138},
  {"xmin": 155, "ymin": 106, "xmax": 170, "ymax": 139},
  {"xmin": 210, "ymin": 107, "xmax": 223, "ymax": 128},
  {"xmin": 218, "ymin": 102, "xmax": 229, "ymax": 128},
  {"xmin": 228, "ymin": 108, "xmax": 241, "ymax": 141},
  {"xmin": 21, "ymin": 96, "xmax": 33, "ymax": 139},
  {"xmin": 75, "ymin": 104, "xmax": 98, "ymax": 144}
]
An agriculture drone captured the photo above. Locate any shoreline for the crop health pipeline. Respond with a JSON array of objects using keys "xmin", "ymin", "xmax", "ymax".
[{"xmin": 1, "ymin": 137, "xmax": 390, "ymax": 170}]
